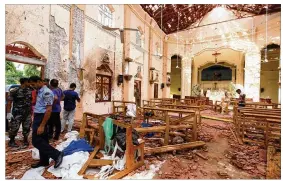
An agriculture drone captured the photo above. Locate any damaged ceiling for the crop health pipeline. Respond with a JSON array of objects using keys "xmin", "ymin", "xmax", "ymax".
[{"xmin": 140, "ymin": 4, "xmax": 281, "ymax": 34}]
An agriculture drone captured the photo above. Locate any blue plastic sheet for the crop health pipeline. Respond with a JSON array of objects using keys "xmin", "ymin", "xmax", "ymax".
[{"xmin": 62, "ymin": 139, "xmax": 94, "ymax": 156}]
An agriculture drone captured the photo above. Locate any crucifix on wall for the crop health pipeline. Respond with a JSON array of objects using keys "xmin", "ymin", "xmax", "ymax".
[{"xmin": 212, "ymin": 51, "xmax": 221, "ymax": 64}]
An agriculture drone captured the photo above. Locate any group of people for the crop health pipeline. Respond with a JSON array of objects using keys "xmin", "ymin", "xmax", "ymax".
[{"xmin": 6, "ymin": 76, "xmax": 80, "ymax": 168}]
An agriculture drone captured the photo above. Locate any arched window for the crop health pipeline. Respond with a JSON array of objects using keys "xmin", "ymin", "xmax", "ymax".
[{"xmin": 98, "ymin": 5, "xmax": 113, "ymax": 27}]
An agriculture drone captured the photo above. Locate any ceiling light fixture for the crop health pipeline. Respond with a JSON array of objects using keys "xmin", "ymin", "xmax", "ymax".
[{"xmin": 264, "ymin": 5, "xmax": 268, "ymax": 63}]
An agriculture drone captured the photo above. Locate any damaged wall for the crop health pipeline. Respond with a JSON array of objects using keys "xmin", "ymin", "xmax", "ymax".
[
  {"xmin": 82, "ymin": 5, "xmax": 124, "ymax": 114},
  {"xmin": 47, "ymin": 4, "xmax": 70, "ymax": 90},
  {"xmin": 5, "ymin": 5, "xmax": 50, "ymax": 58}
]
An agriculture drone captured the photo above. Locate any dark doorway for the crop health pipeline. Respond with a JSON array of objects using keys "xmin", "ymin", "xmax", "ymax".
[
  {"xmin": 154, "ymin": 83, "xmax": 158, "ymax": 98},
  {"xmin": 134, "ymin": 80, "xmax": 141, "ymax": 107}
]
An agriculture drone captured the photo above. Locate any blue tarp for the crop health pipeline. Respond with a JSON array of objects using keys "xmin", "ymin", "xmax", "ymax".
[{"xmin": 62, "ymin": 139, "xmax": 94, "ymax": 156}]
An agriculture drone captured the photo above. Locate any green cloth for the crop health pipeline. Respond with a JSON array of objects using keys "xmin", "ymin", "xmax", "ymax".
[{"xmin": 102, "ymin": 117, "xmax": 114, "ymax": 153}]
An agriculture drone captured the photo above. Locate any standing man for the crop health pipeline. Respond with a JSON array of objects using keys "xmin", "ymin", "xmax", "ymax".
[
  {"xmin": 28, "ymin": 76, "xmax": 63, "ymax": 168},
  {"xmin": 236, "ymin": 89, "xmax": 246, "ymax": 107},
  {"xmin": 62, "ymin": 83, "xmax": 80, "ymax": 132},
  {"xmin": 6, "ymin": 78, "xmax": 32, "ymax": 148},
  {"xmin": 44, "ymin": 78, "xmax": 50, "ymax": 88},
  {"xmin": 48, "ymin": 79, "xmax": 64, "ymax": 140}
]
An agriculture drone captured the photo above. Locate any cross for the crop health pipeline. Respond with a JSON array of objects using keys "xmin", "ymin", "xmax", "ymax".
[{"xmin": 212, "ymin": 51, "xmax": 221, "ymax": 63}]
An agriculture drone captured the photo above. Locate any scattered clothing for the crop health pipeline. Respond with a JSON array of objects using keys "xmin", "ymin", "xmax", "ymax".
[{"xmin": 62, "ymin": 139, "xmax": 93, "ymax": 156}]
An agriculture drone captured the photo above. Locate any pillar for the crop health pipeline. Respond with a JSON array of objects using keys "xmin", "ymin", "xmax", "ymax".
[
  {"xmin": 182, "ymin": 57, "xmax": 192, "ymax": 98},
  {"xmin": 244, "ymin": 51, "xmax": 261, "ymax": 102}
]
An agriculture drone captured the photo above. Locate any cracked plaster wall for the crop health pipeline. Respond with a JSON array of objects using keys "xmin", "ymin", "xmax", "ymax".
[
  {"xmin": 5, "ymin": 5, "xmax": 50, "ymax": 58},
  {"xmin": 82, "ymin": 5, "xmax": 124, "ymax": 114}
]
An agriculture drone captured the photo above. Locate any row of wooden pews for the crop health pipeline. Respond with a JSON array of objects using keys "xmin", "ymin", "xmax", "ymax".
[{"xmin": 233, "ymin": 106, "xmax": 281, "ymax": 148}]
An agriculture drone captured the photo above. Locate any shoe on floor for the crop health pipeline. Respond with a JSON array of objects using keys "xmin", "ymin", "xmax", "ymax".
[
  {"xmin": 8, "ymin": 140, "xmax": 19, "ymax": 148},
  {"xmin": 54, "ymin": 152, "xmax": 64, "ymax": 168},
  {"xmin": 31, "ymin": 162, "xmax": 49, "ymax": 168}
]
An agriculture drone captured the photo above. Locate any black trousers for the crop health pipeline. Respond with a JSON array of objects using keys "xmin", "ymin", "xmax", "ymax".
[
  {"xmin": 32, "ymin": 113, "xmax": 60, "ymax": 164},
  {"xmin": 6, "ymin": 119, "xmax": 9, "ymax": 132},
  {"xmin": 47, "ymin": 112, "xmax": 61, "ymax": 139}
]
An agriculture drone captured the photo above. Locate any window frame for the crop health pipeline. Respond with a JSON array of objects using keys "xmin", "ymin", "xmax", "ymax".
[
  {"xmin": 136, "ymin": 31, "xmax": 141, "ymax": 47},
  {"xmin": 98, "ymin": 5, "xmax": 113, "ymax": 27},
  {"xmin": 95, "ymin": 74, "xmax": 112, "ymax": 102}
]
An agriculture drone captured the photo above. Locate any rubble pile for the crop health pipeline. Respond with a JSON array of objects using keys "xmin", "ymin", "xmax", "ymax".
[
  {"xmin": 197, "ymin": 124, "xmax": 215, "ymax": 142},
  {"xmin": 6, "ymin": 151, "xmax": 33, "ymax": 179},
  {"xmin": 225, "ymin": 143, "xmax": 267, "ymax": 178},
  {"xmin": 201, "ymin": 110, "xmax": 233, "ymax": 120}
]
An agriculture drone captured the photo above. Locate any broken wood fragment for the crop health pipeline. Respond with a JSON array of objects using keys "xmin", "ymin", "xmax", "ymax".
[
  {"xmin": 144, "ymin": 141, "xmax": 205, "ymax": 154},
  {"xmin": 201, "ymin": 115, "xmax": 233, "ymax": 123},
  {"xmin": 195, "ymin": 152, "xmax": 208, "ymax": 160}
]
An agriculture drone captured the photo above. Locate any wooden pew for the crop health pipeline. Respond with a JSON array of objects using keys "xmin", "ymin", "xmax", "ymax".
[
  {"xmin": 78, "ymin": 118, "xmax": 145, "ymax": 179},
  {"xmin": 142, "ymin": 107, "xmax": 198, "ymax": 143},
  {"xmin": 238, "ymin": 111, "xmax": 280, "ymax": 148},
  {"xmin": 154, "ymin": 104, "xmax": 203, "ymax": 124}
]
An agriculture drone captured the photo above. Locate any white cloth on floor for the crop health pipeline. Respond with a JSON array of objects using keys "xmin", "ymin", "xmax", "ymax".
[
  {"xmin": 21, "ymin": 167, "xmax": 45, "ymax": 179},
  {"xmin": 47, "ymin": 151, "xmax": 89, "ymax": 179},
  {"xmin": 32, "ymin": 148, "xmax": 40, "ymax": 160},
  {"xmin": 56, "ymin": 131, "xmax": 79, "ymax": 151},
  {"xmin": 126, "ymin": 104, "xmax": 136, "ymax": 117}
]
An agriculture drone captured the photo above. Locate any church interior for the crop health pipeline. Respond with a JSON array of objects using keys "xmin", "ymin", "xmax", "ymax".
[{"xmin": 5, "ymin": 4, "xmax": 281, "ymax": 179}]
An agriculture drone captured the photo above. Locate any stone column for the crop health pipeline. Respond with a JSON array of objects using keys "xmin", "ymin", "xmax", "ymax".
[
  {"xmin": 278, "ymin": 66, "xmax": 281, "ymax": 103},
  {"xmin": 244, "ymin": 51, "xmax": 261, "ymax": 102},
  {"xmin": 147, "ymin": 19, "xmax": 154, "ymax": 99},
  {"xmin": 122, "ymin": 6, "xmax": 131, "ymax": 101},
  {"xmin": 162, "ymin": 41, "xmax": 169, "ymax": 98},
  {"xmin": 182, "ymin": 57, "xmax": 192, "ymax": 98}
]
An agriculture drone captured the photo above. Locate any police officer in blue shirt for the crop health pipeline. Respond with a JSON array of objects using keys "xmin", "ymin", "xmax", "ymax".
[{"xmin": 28, "ymin": 76, "xmax": 63, "ymax": 168}]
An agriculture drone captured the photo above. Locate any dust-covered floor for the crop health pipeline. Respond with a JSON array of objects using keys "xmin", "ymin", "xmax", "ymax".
[{"xmin": 5, "ymin": 110, "xmax": 280, "ymax": 179}]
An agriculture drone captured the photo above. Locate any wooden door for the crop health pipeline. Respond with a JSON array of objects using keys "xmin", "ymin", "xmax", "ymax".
[
  {"xmin": 134, "ymin": 80, "xmax": 141, "ymax": 107},
  {"xmin": 154, "ymin": 83, "xmax": 158, "ymax": 98}
]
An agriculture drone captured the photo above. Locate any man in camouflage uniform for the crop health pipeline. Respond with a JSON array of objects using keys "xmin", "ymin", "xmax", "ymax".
[{"xmin": 6, "ymin": 78, "xmax": 32, "ymax": 147}]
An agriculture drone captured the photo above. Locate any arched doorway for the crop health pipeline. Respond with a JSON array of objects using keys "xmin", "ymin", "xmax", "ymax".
[
  {"xmin": 260, "ymin": 44, "xmax": 280, "ymax": 103},
  {"xmin": 5, "ymin": 42, "xmax": 46, "ymax": 84},
  {"xmin": 170, "ymin": 55, "xmax": 182, "ymax": 98}
]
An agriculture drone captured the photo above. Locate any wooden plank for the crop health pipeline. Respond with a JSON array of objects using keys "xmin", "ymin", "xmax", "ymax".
[
  {"xmin": 79, "ymin": 113, "xmax": 87, "ymax": 138},
  {"xmin": 108, "ymin": 161, "xmax": 144, "ymax": 179},
  {"xmin": 164, "ymin": 111, "xmax": 169, "ymax": 145},
  {"xmin": 195, "ymin": 152, "xmax": 208, "ymax": 160},
  {"xmin": 143, "ymin": 106, "xmax": 195, "ymax": 113},
  {"xmin": 125, "ymin": 127, "xmax": 135, "ymax": 168},
  {"xmin": 243, "ymin": 113, "xmax": 281, "ymax": 119},
  {"xmin": 78, "ymin": 146, "xmax": 100, "ymax": 175},
  {"xmin": 144, "ymin": 141, "xmax": 205, "ymax": 154},
  {"xmin": 134, "ymin": 126, "xmax": 166, "ymax": 133},
  {"xmin": 229, "ymin": 127, "xmax": 238, "ymax": 143},
  {"xmin": 170, "ymin": 125, "xmax": 192, "ymax": 129},
  {"xmin": 169, "ymin": 132, "xmax": 186, "ymax": 137},
  {"xmin": 201, "ymin": 115, "xmax": 233, "ymax": 123},
  {"xmin": 89, "ymin": 159, "xmax": 113, "ymax": 167},
  {"xmin": 193, "ymin": 114, "xmax": 197, "ymax": 141}
]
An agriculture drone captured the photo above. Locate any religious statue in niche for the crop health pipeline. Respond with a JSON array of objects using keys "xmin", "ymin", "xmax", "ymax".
[
  {"xmin": 101, "ymin": 52, "xmax": 110, "ymax": 64},
  {"xmin": 149, "ymin": 67, "xmax": 159, "ymax": 84},
  {"xmin": 135, "ymin": 66, "xmax": 142, "ymax": 79}
]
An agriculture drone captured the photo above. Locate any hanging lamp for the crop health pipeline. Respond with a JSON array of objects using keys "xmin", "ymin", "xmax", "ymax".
[
  {"xmin": 264, "ymin": 4, "xmax": 268, "ymax": 63},
  {"xmin": 176, "ymin": 12, "xmax": 180, "ymax": 69}
]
